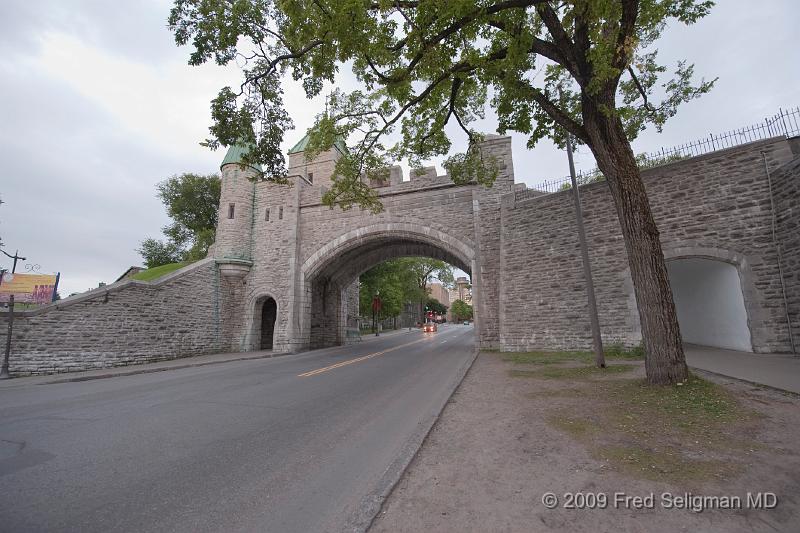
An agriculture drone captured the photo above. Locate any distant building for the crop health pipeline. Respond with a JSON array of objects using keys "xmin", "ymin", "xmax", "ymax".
[
  {"xmin": 428, "ymin": 282, "xmax": 451, "ymax": 321},
  {"xmin": 452, "ymin": 276, "xmax": 472, "ymax": 304},
  {"xmin": 428, "ymin": 282, "xmax": 450, "ymax": 307}
]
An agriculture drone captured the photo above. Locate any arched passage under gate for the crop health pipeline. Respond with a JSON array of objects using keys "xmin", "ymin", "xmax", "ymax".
[{"xmin": 300, "ymin": 224, "xmax": 477, "ymax": 349}]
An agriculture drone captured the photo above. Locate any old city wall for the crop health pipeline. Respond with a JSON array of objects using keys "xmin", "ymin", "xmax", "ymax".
[
  {"xmin": 772, "ymin": 152, "xmax": 800, "ymax": 350},
  {"xmin": 2, "ymin": 136, "xmax": 797, "ymax": 376},
  {"xmin": 500, "ymin": 137, "xmax": 798, "ymax": 353},
  {"xmin": 0, "ymin": 259, "xmax": 224, "ymax": 376}
]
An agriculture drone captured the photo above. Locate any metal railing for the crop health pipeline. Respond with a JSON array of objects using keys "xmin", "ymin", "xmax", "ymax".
[{"xmin": 526, "ymin": 106, "xmax": 799, "ymax": 195}]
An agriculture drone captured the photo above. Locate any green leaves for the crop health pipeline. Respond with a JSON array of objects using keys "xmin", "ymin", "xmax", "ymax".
[
  {"xmin": 451, "ymin": 299, "xmax": 473, "ymax": 321},
  {"xmin": 170, "ymin": 0, "xmax": 716, "ymax": 210},
  {"xmin": 137, "ymin": 173, "xmax": 221, "ymax": 267},
  {"xmin": 359, "ymin": 257, "xmax": 456, "ymax": 319}
]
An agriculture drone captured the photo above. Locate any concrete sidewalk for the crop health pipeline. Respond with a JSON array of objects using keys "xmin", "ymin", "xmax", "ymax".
[
  {"xmin": 685, "ymin": 344, "xmax": 800, "ymax": 394},
  {"xmin": 0, "ymin": 327, "xmax": 419, "ymax": 389}
]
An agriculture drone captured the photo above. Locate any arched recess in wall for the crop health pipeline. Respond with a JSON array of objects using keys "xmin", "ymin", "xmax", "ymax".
[
  {"xmin": 301, "ymin": 223, "xmax": 477, "ymax": 349},
  {"xmin": 622, "ymin": 245, "xmax": 756, "ymax": 352},
  {"xmin": 260, "ymin": 297, "xmax": 277, "ymax": 349},
  {"xmin": 666, "ymin": 257, "xmax": 751, "ymax": 351},
  {"xmin": 244, "ymin": 293, "xmax": 280, "ymax": 352}
]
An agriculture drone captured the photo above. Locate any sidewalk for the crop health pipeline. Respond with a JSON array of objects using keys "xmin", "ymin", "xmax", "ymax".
[
  {"xmin": 0, "ymin": 327, "xmax": 418, "ymax": 389},
  {"xmin": 685, "ymin": 344, "xmax": 800, "ymax": 394}
]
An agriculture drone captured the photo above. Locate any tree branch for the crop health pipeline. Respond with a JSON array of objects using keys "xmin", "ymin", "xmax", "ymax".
[
  {"xmin": 613, "ymin": 0, "xmax": 639, "ymax": 70},
  {"xmin": 535, "ymin": 3, "xmax": 583, "ymax": 82},
  {"xmin": 511, "ymin": 79, "xmax": 589, "ymax": 143},
  {"xmin": 627, "ymin": 66, "xmax": 656, "ymax": 113}
]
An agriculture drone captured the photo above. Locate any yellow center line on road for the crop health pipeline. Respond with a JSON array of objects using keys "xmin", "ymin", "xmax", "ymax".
[{"xmin": 297, "ymin": 336, "xmax": 431, "ymax": 377}]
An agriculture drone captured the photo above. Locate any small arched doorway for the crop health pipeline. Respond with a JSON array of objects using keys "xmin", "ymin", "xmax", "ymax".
[
  {"xmin": 667, "ymin": 257, "xmax": 752, "ymax": 351},
  {"xmin": 260, "ymin": 297, "xmax": 277, "ymax": 350}
]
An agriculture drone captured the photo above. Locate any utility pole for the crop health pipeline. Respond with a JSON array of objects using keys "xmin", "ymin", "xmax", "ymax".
[
  {"xmin": 0, "ymin": 249, "xmax": 26, "ymax": 274},
  {"xmin": 0, "ymin": 248, "xmax": 27, "ymax": 379},
  {"xmin": 0, "ymin": 294, "xmax": 12, "ymax": 379},
  {"xmin": 566, "ymin": 134, "xmax": 605, "ymax": 368}
]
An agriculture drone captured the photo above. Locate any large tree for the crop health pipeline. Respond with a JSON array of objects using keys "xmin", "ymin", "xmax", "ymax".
[
  {"xmin": 360, "ymin": 257, "xmax": 454, "ymax": 322},
  {"xmin": 169, "ymin": 0, "xmax": 715, "ymax": 384},
  {"xmin": 138, "ymin": 173, "xmax": 221, "ymax": 268},
  {"xmin": 359, "ymin": 259, "xmax": 418, "ymax": 320},
  {"xmin": 451, "ymin": 299, "xmax": 474, "ymax": 322}
]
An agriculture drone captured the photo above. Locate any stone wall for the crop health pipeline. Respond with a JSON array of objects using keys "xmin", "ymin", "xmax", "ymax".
[
  {"xmin": 3, "ymin": 135, "xmax": 797, "ymax": 377},
  {"xmin": 0, "ymin": 259, "xmax": 225, "ymax": 376},
  {"xmin": 499, "ymin": 137, "xmax": 797, "ymax": 353},
  {"xmin": 230, "ymin": 176, "xmax": 304, "ymax": 353},
  {"xmin": 772, "ymin": 153, "xmax": 800, "ymax": 351},
  {"xmin": 472, "ymin": 136, "xmax": 516, "ymax": 348}
]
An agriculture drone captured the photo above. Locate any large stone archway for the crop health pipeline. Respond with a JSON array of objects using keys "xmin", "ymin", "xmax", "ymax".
[{"xmin": 298, "ymin": 224, "xmax": 477, "ymax": 349}]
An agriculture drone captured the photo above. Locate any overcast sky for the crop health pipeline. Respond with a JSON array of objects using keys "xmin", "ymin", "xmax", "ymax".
[{"xmin": 1, "ymin": 0, "xmax": 797, "ymax": 296}]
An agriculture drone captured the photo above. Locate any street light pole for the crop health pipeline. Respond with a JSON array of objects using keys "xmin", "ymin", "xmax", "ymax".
[{"xmin": 566, "ymin": 134, "xmax": 606, "ymax": 368}]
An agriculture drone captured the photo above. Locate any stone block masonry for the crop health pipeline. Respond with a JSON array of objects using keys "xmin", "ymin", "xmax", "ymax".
[
  {"xmin": 2, "ymin": 135, "xmax": 798, "ymax": 377},
  {"xmin": 500, "ymin": 137, "xmax": 798, "ymax": 353},
  {"xmin": 0, "ymin": 259, "xmax": 226, "ymax": 376},
  {"xmin": 771, "ymin": 153, "xmax": 800, "ymax": 351}
]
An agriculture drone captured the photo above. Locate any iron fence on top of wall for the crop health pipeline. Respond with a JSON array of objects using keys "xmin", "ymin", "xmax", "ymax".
[{"xmin": 524, "ymin": 106, "xmax": 800, "ymax": 197}]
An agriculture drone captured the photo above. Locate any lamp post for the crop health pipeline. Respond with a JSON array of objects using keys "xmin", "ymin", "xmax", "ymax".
[{"xmin": 565, "ymin": 133, "xmax": 605, "ymax": 368}]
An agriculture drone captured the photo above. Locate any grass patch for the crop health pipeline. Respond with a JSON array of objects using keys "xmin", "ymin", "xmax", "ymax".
[
  {"xmin": 603, "ymin": 342, "xmax": 645, "ymax": 360},
  {"xmin": 500, "ymin": 345, "xmax": 644, "ymax": 366},
  {"xmin": 501, "ymin": 351, "xmax": 593, "ymax": 365},
  {"xmin": 510, "ymin": 364, "xmax": 636, "ymax": 380},
  {"xmin": 498, "ymin": 348, "xmax": 759, "ymax": 483},
  {"xmin": 131, "ymin": 262, "xmax": 191, "ymax": 282},
  {"xmin": 548, "ymin": 416, "xmax": 599, "ymax": 438},
  {"xmin": 541, "ymin": 374, "xmax": 756, "ymax": 483},
  {"xmin": 597, "ymin": 445, "xmax": 734, "ymax": 482}
]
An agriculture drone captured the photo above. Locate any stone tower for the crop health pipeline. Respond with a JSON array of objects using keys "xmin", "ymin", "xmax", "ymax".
[
  {"xmin": 213, "ymin": 144, "xmax": 260, "ymax": 278},
  {"xmin": 287, "ymin": 133, "xmax": 347, "ymax": 189}
]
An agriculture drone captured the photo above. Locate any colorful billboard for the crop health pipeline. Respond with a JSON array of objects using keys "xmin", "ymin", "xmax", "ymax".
[{"xmin": 0, "ymin": 272, "xmax": 60, "ymax": 305}]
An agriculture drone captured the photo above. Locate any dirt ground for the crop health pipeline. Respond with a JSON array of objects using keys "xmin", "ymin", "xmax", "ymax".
[{"xmin": 369, "ymin": 352, "xmax": 800, "ymax": 533}]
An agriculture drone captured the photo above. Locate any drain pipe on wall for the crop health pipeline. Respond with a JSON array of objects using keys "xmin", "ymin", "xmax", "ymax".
[{"xmin": 761, "ymin": 151, "xmax": 797, "ymax": 354}]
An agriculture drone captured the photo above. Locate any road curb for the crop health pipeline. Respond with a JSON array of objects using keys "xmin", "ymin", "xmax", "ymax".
[
  {"xmin": 37, "ymin": 353, "xmax": 279, "ymax": 385},
  {"xmin": 690, "ymin": 366, "xmax": 800, "ymax": 397},
  {"xmin": 1, "ymin": 329, "xmax": 420, "ymax": 388},
  {"xmin": 352, "ymin": 344, "xmax": 481, "ymax": 532}
]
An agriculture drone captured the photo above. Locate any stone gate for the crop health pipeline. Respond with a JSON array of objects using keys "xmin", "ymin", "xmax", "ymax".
[{"xmin": 211, "ymin": 134, "xmax": 512, "ymax": 354}]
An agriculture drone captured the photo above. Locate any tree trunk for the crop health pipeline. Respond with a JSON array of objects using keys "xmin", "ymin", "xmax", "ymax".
[{"xmin": 583, "ymin": 101, "xmax": 688, "ymax": 385}]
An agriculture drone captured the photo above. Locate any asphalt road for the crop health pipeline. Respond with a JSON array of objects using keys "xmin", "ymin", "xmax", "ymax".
[{"xmin": 0, "ymin": 324, "xmax": 475, "ymax": 533}]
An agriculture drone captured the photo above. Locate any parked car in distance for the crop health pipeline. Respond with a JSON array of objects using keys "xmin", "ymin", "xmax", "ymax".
[
  {"xmin": 463, "ymin": 321, "xmax": 469, "ymax": 325},
  {"xmin": 423, "ymin": 322, "xmax": 438, "ymax": 333}
]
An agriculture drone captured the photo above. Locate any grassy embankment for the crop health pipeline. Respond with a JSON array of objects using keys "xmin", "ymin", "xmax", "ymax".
[{"xmin": 130, "ymin": 262, "xmax": 191, "ymax": 282}]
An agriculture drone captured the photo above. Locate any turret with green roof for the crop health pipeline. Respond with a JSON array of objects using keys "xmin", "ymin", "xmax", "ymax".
[
  {"xmin": 220, "ymin": 143, "xmax": 263, "ymax": 172},
  {"xmin": 214, "ymin": 142, "xmax": 259, "ymax": 271},
  {"xmin": 287, "ymin": 132, "xmax": 348, "ymax": 188}
]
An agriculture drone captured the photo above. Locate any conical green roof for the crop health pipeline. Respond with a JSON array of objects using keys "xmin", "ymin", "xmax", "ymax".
[
  {"xmin": 288, "ymin": 132, "xmax": 348, "ymax": 155},
  {"xmin": 220, "ymin": 144, "xmax": 263, "ymax": 171}
]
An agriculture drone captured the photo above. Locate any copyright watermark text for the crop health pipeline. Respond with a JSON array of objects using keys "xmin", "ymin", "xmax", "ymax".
[{"xmin": 540, "ymin": 492, "xmax": 778, "ymax": 513}]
